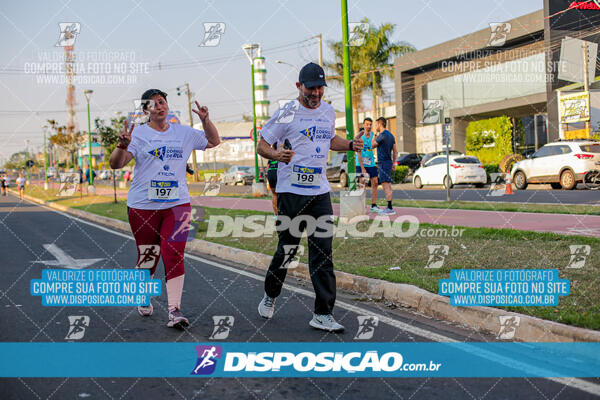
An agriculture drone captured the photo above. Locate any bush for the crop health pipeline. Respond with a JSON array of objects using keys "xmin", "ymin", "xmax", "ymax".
[
  {"xmin": 483, "ymin": 164, "xmax": 499, "ymax": 175},
  {"xmin": 466, "ymin": 116, "xmax": 513, "ymax": 165},
  {"xmin": 392, "ymin": 166, "xmax": 409, "ymax": 184}
]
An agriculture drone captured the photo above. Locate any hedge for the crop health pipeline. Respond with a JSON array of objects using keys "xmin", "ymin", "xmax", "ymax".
[
  {"xmin": 393, "ymin": 166, "xmax": 410, "ymax": 184},
  {"xmin": 466, "ymin": 116, "xmax": 513, "ymax": 165}
]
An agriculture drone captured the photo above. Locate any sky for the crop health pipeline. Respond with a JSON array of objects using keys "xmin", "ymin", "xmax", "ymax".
[{"xmin": 0, "ymin": 0, "xmax": 543, "ymax": 163}]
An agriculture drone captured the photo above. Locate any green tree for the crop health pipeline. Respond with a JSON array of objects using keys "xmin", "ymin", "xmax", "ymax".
[
  {"xmin": 326, "ymin": 18, "xmax": 415, "ymax": 133},
  {"xmin": 47, "ymin": 119, "xmax": 84, "ymax": 168},
  {"xmin": 3, "ymin": 151, "xmax": 28, "ymax": 169},
  {"xmin": 94, "ymin": 116, "xmax": 128, "ymax": 202}
]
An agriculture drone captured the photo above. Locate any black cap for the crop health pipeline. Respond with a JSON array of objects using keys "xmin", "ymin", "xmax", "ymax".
[
  {"xmin": 141, "ymin": 88, "xmax": 167, "ymax": 102},
  {"xmin": 299, "ymin": 62, "xmax": 327, "ymax": 88}
]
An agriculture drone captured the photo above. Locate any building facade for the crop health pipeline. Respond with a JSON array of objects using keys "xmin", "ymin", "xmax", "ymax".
[{"xmin": 394, "ymin": 2, "xmax": 600, "ymax": 155}]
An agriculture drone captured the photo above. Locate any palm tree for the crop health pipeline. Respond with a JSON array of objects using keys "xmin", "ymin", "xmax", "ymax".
[{"xmin": 326, "ymin": 18, "xmax": 415, "ymax": 133}]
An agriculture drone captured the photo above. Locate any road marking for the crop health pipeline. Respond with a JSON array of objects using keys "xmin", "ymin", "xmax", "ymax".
[
  {"xmin": 32, "ymin": 244, "xmax": 103, "ymax": 269},
  {"xmin": 29, "ymin": 202, "xmax": 600, "ymax": 396}
]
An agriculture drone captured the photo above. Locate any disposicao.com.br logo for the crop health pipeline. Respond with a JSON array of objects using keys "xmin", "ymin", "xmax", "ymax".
[{"xmin": 191, "ymin": 347, "xmax": 442, "ymax": 376}]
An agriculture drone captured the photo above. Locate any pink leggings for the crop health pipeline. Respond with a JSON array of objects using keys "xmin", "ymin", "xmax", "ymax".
[{"xmin": 128, "ymin": 203, "xmax": 191, "ymax": 309}]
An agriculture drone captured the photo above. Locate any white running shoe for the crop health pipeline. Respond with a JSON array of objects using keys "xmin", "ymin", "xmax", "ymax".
[
  {"xmin": 309, "ymin": 313, "xmax": 345, "ymax": 332},
  {"xmin": 137, "ymin": 303, "xmax": 153, "ymax": 316},
  {"xmin": 369, "ymin": 205, "xmax": 382, "ymax": 213},
  {"xmin": 167, "ymin": 307, "xmax": 189, "ymax": 329},
  {"xmin": 258, "ymin": 293, "xmax": 276, "ymax": 319}
]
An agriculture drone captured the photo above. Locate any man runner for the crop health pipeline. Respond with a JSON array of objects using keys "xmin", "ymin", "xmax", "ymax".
[
  {"xmin": 256, "ymin": 62, "xmax": 363, "ymax": 332},
  {"xmin": 372, "ymin": 117, "xmax": 397, "ymax": 215},
  {"xmin": 356, "ymin": 117, "xmax": 380, "ymax": 213}
]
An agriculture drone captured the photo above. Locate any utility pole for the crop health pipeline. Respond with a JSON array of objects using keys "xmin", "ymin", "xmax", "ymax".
[
  {"xmin": 340, "ymin": 1, "xmax": 356, "ymax": 191},
  {"xmin": 185, "ymin": 83, "xmax": 199, "ymax": 182},
  {"xmin": 582, "ymin": 42, "xmax": 591, "ymax": 138},
  {"xmin": 314, "ymin": 34, "xmax": 323, "ymax": 66}
]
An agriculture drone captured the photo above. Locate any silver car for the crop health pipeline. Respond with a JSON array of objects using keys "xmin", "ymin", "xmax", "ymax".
[{"xmin": 223, "ymin": 166, "xmax": 254, "ymax": 185}]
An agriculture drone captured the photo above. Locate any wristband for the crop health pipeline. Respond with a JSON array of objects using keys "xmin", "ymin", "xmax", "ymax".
[
  {"xmin": 349, "ymin": 140, "xmax": 354, "ymax": 151},
  {"xmin": 117, "ymin": 143, "xmax": 128, "ymax": 150}
]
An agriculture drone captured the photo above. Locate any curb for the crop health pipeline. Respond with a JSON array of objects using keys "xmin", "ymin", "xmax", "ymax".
[{"xmin": 15, "ymin": 190, "xmax": 600, "ymax": 343}]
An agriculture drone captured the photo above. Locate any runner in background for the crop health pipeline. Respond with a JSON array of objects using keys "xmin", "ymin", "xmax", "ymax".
[
  {"xmin": 109, "ymin": 88, "xmax": 220, "ymax": 329},
  {"xmin": 355, "ymin": 118, "xmax": 380, "ymax": 213},
  {"xmin": 372, "ymin": 117, "xmax": 397, "ymax": 215},
  {"xmin": 1, "ymin": 173, "xmax": 7, "ymax": 196},
  {"xmin": 16, "ymin": 173, "xmax": 25, "ymax": 200},
  {"xmin": 267, "ymin": 142, "xmax": 279, "ymax": 215}
]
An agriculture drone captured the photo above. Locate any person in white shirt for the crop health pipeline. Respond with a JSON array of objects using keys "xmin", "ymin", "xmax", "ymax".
[
  {"xmin": 109, "ymin": 89, "xmax": 220, "ymax": 329},
  {"xmin": 256, "ymin": 63, "xmax": 363, "ymax": 332},
  {"xmin": 16, "ymin": 173, "xmax": 25, "ymax": 200}
]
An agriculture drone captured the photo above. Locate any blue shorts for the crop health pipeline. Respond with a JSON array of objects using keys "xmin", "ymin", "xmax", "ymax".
[
  {"xmin": 356, "ymin": 166, "xmax": 378, "ymax": 180},
  {"xmin": 378, "ymin": 160, "xmax": 394, "ymax": 183}
]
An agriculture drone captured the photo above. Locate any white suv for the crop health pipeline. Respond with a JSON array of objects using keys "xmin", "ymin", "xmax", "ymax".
[{"xmin": 510, "ymin": 140, "xmax": 600, "ymax": 190}]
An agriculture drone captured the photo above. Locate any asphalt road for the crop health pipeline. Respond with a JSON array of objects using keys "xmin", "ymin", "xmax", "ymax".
[
  {"xmin": 185, "ymin": 181, "xmax": 600, "ymax": 206},
  {"xmin": 0, "ymin": 194, "xmax": 599, "ymax": 399},
  {"xmin": 330, "ymin": 185, "xmax": 600, "ymax": 205}
]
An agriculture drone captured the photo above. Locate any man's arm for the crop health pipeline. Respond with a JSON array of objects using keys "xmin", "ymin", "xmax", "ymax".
[
  {"xmin": 392, "ymin": 143, "xmax": 398, "ymax": 164},
  {"xmin": 257, "ymin": 138, "xmax": 295, "ymax": 163},
  {"xmin": 372, "ymin": 132, "xmax": 382, "ymax": 149},
  {"xmin": 330, "ymin": 135, "xmax": 363, "ymax": 152}
]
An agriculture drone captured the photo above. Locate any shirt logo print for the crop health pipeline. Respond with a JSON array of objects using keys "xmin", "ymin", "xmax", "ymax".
[
  {"xmin": 148, "ymin": 146, "xmax": 166, "ymax": 161},
  {"xmin": 299, "ymin": 126, "xmax": 316, "ymax": 142}
]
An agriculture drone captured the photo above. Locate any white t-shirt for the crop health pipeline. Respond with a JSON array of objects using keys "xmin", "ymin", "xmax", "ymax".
[
  {"xmin": 260, "ymin": 100, "xmax": 336, "ymax": 196},
  {"xmin": 126, "ymin": 122, "xmax": 208, "ymax": 210},
  {"xmin": 16, "ymin": 177, "xmax": 24, "ymax": 186}
]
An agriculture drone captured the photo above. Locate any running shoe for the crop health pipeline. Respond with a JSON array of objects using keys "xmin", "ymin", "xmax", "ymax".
[
  {"xmin": 137, "ymin": 303, "xmax": 153, "ymax": 316},
  {"xmin": 167, "ymin": 307, "xmax": 189, "ymax": 329},
  {"xmin": 381, "ymin": 208, "xmax": 396, "ymax": 215},
  {"xmin": 309, "ymin": 313, "xmax": 344, "ymax": 332},
  {"xmin": 369, "ymin": 205, "xmax": 382, "ymax": 213},
  {"xmin": 258, "ymin": 293, "xmax": 276, "ymax": 319}
]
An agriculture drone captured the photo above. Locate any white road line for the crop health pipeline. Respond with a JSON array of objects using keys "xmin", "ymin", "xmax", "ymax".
[{"xmin": 28, "ymin": 201, "xmax": 600, "ymax": 397}]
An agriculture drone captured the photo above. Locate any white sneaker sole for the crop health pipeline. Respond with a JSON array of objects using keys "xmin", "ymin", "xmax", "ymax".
[{"xmin": 309, "ymin": 319, "xmax": 344, "ymax": 332}]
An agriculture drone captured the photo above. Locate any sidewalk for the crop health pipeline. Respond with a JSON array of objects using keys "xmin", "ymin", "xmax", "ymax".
[{"xmin": 191, "ymin": 196, "xmax": 600, "ymax": 237}]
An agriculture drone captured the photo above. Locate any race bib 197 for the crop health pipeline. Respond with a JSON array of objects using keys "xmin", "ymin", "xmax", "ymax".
[
  {"xmin": 148, "ymin": 180, "xmax": 179, "ymax": 202},
  {"xmin": 290, "ymin": 165, "xmax": 322, "ymax": 189}
]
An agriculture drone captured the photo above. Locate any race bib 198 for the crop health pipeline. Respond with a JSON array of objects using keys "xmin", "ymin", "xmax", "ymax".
[
  {"xmin": 290, "ymin": 165, "xmax": 322, "ymax": 189},
  {"xmin": 148, "ymin": 180, "xmax": 179, "ymax": 202}
]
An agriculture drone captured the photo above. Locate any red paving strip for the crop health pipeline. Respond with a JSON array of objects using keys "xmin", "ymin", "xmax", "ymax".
[{"xmin": 190, "ymin": 196, "xmax": 600, "ymax": 238}]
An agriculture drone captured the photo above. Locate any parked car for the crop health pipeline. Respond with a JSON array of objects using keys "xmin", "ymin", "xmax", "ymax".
[
  {"xmin": 413, "ymin": 155, "xmax": 487, "ymax": 189},
  {"xmin": 326, "ymin": 152, "xmax": 348, "ymax": 187},
  {"xmin": 98, "ymin": 170, "xmax": 111, "ymax": 180},
  {"xmin": 510, "ymin": 140, "xmax": 600, "ymax": 190},
  {"xmin": 396, "ymin": 153, "xmax": 424, "ymax": 172},
  {"xmin": 420, "ymin": 150, "xmax": 463, "ymax": 167},
  {"xmin": 222, "ymin": 165, "xmax": 254, "ymax": 185}
]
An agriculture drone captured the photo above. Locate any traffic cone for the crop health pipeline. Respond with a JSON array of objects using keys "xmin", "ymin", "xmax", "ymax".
[{"xmin": 504, "ymin": 173, "xmax": 514, "ymax": 195}]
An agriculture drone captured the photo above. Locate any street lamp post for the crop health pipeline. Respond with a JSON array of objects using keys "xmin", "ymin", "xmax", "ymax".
[
  {"xmin": 42, "ymin": 125, "xmax": 49, "ymax": 190},
  {"xmin": 24, "ymin": 139, "xmax": 30, "ymax": 185},
  {"xmin": 276, "ymin": 60, "xmax": 300, "ymax": 73},
  {"xmin": 113, "ymin": 111, "xmax": 121, "ymax": 203},
  {"xmin": 84, "ymin": 89, "xmax": 95, "ymax": 194},
  {"xmin": 242, "ymin": 43, "xmax": 267, "ymax": 196}
]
